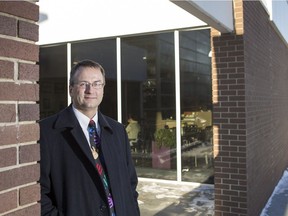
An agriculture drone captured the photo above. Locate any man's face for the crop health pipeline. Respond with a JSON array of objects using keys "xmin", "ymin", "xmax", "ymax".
[{"xmin": 69, "ymin": 67, "xmax": 104, "ymax": 117}]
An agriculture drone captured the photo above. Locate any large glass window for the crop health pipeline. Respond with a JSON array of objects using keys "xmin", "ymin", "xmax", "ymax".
[
  {"xmin": 39, "ymin": 45, "xmax": 67, "ymax": 119},
  {"xmin": 121, "ymin": 33, "xmax": 177, "ymax": 180},
  {"xmin": 71, "ymin": 39, "xmax": 117, "ymax": 119},
  {"xmin": 39, "ymin": 28, "xmax": 213, "ymax": 183},
  {"xmin": 180, "ymin": 29, "xmax": 213, "ymax": 183}
]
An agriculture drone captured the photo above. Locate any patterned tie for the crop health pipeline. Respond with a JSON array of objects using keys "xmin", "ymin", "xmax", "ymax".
[
  {"xmin": 88, "ymin": 120, "xmax": 100, "ymax": 159},
  {"xmin": 88, "ymin": 120, "xmax": 116, "ymax": 216}
]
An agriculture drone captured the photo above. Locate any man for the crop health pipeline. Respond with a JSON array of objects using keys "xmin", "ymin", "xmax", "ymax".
[{"xmin": 40, "ymin": 60, "xmax": 140, "ymax": 216}]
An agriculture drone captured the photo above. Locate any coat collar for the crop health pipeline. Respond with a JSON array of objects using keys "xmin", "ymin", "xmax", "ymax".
[
  {"xmin": 54, "ymin": 104, "xmax": 113, "ymax": 135},
  {"xmin": 52, "ymin": 104, "xmax": 114, "ymax": 167}
]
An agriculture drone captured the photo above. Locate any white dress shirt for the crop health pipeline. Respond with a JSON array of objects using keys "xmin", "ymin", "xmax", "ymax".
[{"xmin": 72, "ymin": 105, "xmax": 99, "ymax": 147}]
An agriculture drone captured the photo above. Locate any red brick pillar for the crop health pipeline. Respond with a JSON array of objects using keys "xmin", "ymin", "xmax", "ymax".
[{"xmin": 0, "ymin": 1, "xmax": 40, "ymax": 215}]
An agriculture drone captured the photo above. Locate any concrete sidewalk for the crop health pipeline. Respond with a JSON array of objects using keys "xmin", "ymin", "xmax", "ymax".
[
  {"xmin": 137, "ymin": 169, "xmax": 288, "ymax": 216},
  {"xmin": 137, "ymin": 178, "xmax": 214, "ymax": 216}
]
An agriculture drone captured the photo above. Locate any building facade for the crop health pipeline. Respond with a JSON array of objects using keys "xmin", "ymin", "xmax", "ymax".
[
  {"xmin": 212, "ymin": 1, "xmax": 288, "ymax": 214},
  {"xmin": 0, "ymin": 0, "xmax": 287, "ymax": 215}
]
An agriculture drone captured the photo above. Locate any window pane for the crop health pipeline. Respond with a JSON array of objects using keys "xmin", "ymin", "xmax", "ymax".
[
  {"xmin": 121, "ymin": 33, "xmax": 176, "ymax": 180},
  {"xmin": 39, "ymin": 45, "xmax": 67, "ymax": 119},
  {"xmin": 71, "ymin": 39, "xmax": 117, "ymax": 119},
  {"xmin": 180, "ymin": 29, "xmax": 214, "ymax": 183}
]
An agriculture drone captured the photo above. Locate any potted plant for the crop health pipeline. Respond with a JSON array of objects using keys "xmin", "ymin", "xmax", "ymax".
[
  {"xmin": 152, "ymin": 127, "xmax": 176, "ymax": 169},
  {"xmin": 154, "ymin": 127, "xmax": 176, "ymax": 148}
]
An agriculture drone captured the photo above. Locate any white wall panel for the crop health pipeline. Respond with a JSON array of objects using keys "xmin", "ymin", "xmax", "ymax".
[
  {"xmin": 171, "ymin": 0, "xmax": 233, "ymax": 33},
  {"xmin": 38, "ymin": 0, "xmax": 206, "ymax": 45}
]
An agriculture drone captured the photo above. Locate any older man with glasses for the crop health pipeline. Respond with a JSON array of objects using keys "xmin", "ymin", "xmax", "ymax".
[{"xmin": 39, "ymin": 59, "xmax": 140, "ymax": 216}]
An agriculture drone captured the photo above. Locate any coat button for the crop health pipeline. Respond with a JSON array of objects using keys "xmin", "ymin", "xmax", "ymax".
[{"xmin": 100, "ymin": 205, "xmax": 107, "ymax": 212}]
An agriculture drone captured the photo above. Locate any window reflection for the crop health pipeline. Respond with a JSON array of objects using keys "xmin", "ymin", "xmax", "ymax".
[
  {"xmin": 122, "ymin": 33, "xmax": 177, "ymax": 180},
  {"xmin": 180, "ymin": 29, "xmax": 213, "ymax": 183},
  {"xmin": 39, "ymin": 45, "xmax": 67, "ymax": 119},
  {"xmin": 121, "ymin": 29, "xmax": 213, "ymax": 183},
  {"xmin": 39, "ymin": 28, "xmax": 213, "ymax": 183}
]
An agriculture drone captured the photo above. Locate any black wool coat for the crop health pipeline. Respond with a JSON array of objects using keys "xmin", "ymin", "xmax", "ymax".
[{"xmin": 40, "ymin": 105, "xmax": 140, "ymax": 216}]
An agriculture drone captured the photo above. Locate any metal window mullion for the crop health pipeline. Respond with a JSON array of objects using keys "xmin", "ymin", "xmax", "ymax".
[
  {"xmin": 116, "ymin": 37, "xmax": 122, "ymax": 123},
  {"xmin": 174, "ymin": 31, "xmax": 182, "ymax": 182},
  {"xmin": 67, "ymin": 43, "xmax": 71, "ymax": 106}
]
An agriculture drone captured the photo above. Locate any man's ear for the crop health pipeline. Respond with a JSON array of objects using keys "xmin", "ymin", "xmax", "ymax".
[{"xmin": 69, "ymin": 85, "xmax": 73, "ymax": 96}]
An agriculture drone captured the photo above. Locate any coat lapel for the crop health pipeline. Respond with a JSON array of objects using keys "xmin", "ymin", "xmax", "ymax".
[
  {"xmin": 98, "ymin": 112, "xmax": 114, "ymax": 166},
  {"xmin": 53, "ymin": 106, "xmax": 118, "ymax": 175},
  {"xmin": 71, "ymin": 127, "xmax": 96, "ymax": 165},
  {"xmin": 54, "ymin": 105, "xmax": 96, "ymax": 166}
]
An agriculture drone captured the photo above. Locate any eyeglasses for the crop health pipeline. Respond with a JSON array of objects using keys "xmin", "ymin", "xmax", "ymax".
[{"xmin": 75, "ymin": 81, "xmax": 105, "ymax": 90}]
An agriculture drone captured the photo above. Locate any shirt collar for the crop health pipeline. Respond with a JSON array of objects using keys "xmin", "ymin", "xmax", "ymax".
[{"xmin": 72, "ymin": 105, "xmax": 99, "ymax": 130}]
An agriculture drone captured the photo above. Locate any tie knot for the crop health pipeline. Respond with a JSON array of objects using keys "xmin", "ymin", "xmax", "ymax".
[{"xmin": 89, "ymin": 119, "xmax": 96, "ymax": 128}]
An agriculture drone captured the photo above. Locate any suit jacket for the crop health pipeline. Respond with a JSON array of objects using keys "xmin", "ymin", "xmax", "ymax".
[{"xmin": 40, "ymin": 105, "xmax": 140, "ymax": 216}]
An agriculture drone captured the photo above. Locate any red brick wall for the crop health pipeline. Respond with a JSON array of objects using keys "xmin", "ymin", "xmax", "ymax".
[
  {"xmin": 212, "ymin": 0, "xmax": 288, "ymax": 215},
  {"xmin": 0, "ymin": 1, "xmax": 40, "ymax": 215},
  {"xmin": 243, "ymin": 1, "xmax": 288, "ymax": 215}
]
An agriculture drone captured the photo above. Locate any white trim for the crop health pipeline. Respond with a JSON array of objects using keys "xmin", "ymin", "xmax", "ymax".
[
  {"xmin": 138, "ymin": 177, "xmax": 214, "ymax": 187},
  {"xmin": 174, "ymin": 31, "xmax": 182, "ymax": 182},
  {"xmin": 116, "ymin": 37, "xmax": 122, "ymax": 123},
  {"xmin": 67, "ymin": 43, "xmax": 71, "ymax": 105}
]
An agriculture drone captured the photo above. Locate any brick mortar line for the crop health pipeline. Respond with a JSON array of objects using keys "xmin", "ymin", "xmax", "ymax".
[
  {"xmin": 0, "ymin": 34, "xmax": 37, "ymax": 44},
  {"xmin": 0, "ymin": 182, "xmax": 39, "ymax": 195},
  {"xmin": 0, "ymin": 79, "xmax": 38, "ymax": 84},
  {"xmin": 0, "ymin": 142, "xmax": 39, "ymax": 151},
  {"xmin": 1, "ymin": 202, "xmax": 39, "ymax": 215},
  {"xmin": 0, "ymin": 121, "xmax": 38, "ymax": 126},
  {"xmin": 0, "ymin": 101, "xmax": 37, "ymax": 104},
  {"xmin": 0, "ymin": 57, "xmax": 37, "ymax": 64},
  {"xmin": 0, "ymin": 11, "xmax": 38, "ymax": 24},
  {"xmin": 0, "ymin": 161, "xmax": 38, "ymax": 172}
]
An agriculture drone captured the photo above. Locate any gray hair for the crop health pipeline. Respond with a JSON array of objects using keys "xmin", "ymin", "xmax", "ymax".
[{"xmin": 69, "ymin": 59, "xmax": 106, "ymax": 86}]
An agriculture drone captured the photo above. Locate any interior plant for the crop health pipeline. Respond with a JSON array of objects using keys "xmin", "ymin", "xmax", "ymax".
[{"xmin": 154, "ymin": 127, "xmax": 176, "ymax": 148}]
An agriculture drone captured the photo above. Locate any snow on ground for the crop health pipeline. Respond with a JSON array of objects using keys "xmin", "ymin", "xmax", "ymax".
[
  {"xmin": 137, "ymin": 169, "xmax": 288, "ymax": 216},
  {"xmin": 260, "ymin": 169, "xmax": 288, "ymax": 216},
  {"xmin": 138, "ymin": 178, "xmax": 214, "ymax": 215}
]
